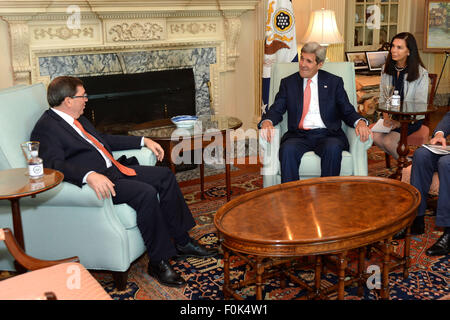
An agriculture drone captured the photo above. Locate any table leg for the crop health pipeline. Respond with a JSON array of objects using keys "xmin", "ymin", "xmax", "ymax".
[
  {"xmin": 315, "ymin": 255, "xmax": 322, "ymax": 297},
  {"xmin": 256, "ymin": 257, "xmax": 264, "ymax": 300},
  {"xmin": 392, "ymin": 121, "xmax": 410, "ymax": 180},
  {"xmin": 381, "ymin": 239, "xmax": 391, "ymax": 300},
  {"xmin": 225, "ymin": 163, "xmax": 231, "ymax": 202},
  {"xmin": 200, "ymin": 162, "xmax": 205, "ymax": 200},
  {"xmin": 337, "ymin": 252, "xmax": 347, "ymax": 300},
  {"xmin": 357, "ymin": 247, "xmax": 366, "ymax": 297},
  {"xmin": 404, "ymin": 226, "xmax": 411, "ymax": 279},
  {"xmin": 223, "ymin": 139, "xmax": 231, "ymax": 202},
  {"xmin": 9, "ymin": 199, "xmax": 27, "ymax": 273},
  {"xmin": 223, "ymin": 248, "xmax": 230, "ymax": 299},
  {"xmin": 10, "ymin": 199, "xmax": 24, "ymax": 250}
]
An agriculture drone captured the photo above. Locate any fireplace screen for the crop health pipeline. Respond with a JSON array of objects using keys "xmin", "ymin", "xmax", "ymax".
[{"xmin": 79, "ymin": 68, "xmax": 196, "ymax": 134}]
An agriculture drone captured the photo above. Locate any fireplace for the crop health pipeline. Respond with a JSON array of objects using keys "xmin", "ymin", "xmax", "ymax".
[{"xmin": 79, "ymin": 68, "xmax": 196, "ymax": 135}]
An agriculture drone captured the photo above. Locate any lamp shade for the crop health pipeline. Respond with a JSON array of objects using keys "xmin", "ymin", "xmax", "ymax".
[{"xmin": 301, "ymin": 9, "xmax": 344, "ymax": 46}]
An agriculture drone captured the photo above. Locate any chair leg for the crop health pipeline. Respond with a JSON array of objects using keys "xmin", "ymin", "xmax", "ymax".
[
  {"xmin": 112, "ymin": 269, "xmax": 129, "ymax": 291},
  {"xmin": 385, "ymin": 153, "xmax": 391, "ymax": 168}
]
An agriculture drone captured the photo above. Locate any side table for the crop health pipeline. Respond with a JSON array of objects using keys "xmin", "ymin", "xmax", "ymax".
[
  {"xmin": 377, "ymin": 101, "xmax": 437, "ymax": 180},
  {"xmin": 0, "ymin": 168, "xmax": 64, "ymax": 251},
  {"xmin": 129, "ymin": 115, "xmax": 243, "ymax": 201}
]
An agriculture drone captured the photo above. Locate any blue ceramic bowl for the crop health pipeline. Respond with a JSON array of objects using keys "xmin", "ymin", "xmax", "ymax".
[{"xmin": 171, "ymin": 115, "xmax": 198, "ymax": 128}]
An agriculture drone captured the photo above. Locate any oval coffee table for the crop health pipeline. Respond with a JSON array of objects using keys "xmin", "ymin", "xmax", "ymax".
[{"xmin": 214, "ymin": 176, "xmax": 420, "ymax": 300}]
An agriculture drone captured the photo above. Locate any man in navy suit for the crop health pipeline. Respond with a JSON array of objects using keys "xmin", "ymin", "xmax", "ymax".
[
  {"xmin": 410, "ymin": 111, "xmax": 449, "ymax": 256},
  {"xmin": 31, "ymin": 76, "xmax": 216, "ymax": 287},
  {"xmin": 259, "ymin": 42, "xmax": 371, "ymax": 182}
]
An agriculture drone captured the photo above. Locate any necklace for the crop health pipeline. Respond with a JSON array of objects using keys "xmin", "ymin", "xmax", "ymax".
[{"xmin": 394, "ymin": 64, "xmax": 407, "ymax": 72}]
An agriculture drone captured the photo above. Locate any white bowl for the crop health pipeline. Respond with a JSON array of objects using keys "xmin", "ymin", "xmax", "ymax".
[{"xmin": 171, "ymin": 115, "xmax": 198, "ymax": 128}]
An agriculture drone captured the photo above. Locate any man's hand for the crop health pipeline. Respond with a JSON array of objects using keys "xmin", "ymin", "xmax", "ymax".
[
  {"xmin": 429, "ymin": 131, "xmax": 447, "ymax": 148},
  {"xmin": 355, "ymin": 119, "xmax": 372, "ymax": 142},
  {"xmin": 86, "ymin": 172, "xmax": 116, "ymax": 200},
  {"xmin": 260, "ymin": 120, "xmax": 275, "ymax": 143},
  {"xmin": 144, "ymin": 137, "xmax": 164, "ymax": 162}
]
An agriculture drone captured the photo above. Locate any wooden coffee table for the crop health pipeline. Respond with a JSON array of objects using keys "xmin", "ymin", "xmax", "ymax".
[
  {"xmin": 129, "ymin": 115, "xmax": 242, "ymax": 201},
  {"xmin": 214, "ymin": 176, "xmax": 420, "ymax": 300},
  {"xmin": 0, "ymin": 168, "xmax": 64, "ymax": 251}
]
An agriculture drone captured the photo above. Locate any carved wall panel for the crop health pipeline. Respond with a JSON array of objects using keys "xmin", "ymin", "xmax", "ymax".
[{"xmin": 106, "ymin": 20, "xmax": 166, "ymax": 43}]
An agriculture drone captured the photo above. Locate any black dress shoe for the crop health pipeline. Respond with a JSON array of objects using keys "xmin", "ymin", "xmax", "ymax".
[
  {"xmin": 147, "ymin": 260, "xmax": 186, "ymax": 287},
  {"xmin": 426, "ymin": 233, "xmax": 450, "ymax": 256},
  {"xmin": 393, "ymin": 223, "xmax": 425, "ymax": 240},
  {"xmin": 176, "ymin": 239, "xmax": 218, "ymax": 259}
]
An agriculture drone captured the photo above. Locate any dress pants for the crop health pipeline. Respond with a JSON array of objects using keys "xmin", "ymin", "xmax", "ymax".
[
  {"xmin": 104, "ymin": 165, "xmax": 196, "ymax": 262},
  {"xmin": 410, "ymin": 147, "xmax": 450, "ymax": 227},
  {"xmin": 279, "ymin": 128, "xmax": 349, "ymax": 183}
]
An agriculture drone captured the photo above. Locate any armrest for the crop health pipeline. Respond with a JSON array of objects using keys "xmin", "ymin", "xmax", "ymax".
[
  {"xmin": 0, "ymin": 228, "xmax": 79, "ymax": 271},
  {"xmin": 15, "ymin": 182, "xmax": 105, "ymax": 207},
  {"xmin": 345, "ymin": 124, "xmax": 373, "ymax": 176},
  {"xmin": 259, "ymin": 126, "xmax": 282, "ymax": 177},
  {"xmin": 113, "ymin": 147, "xmax": 156, "ymax": 166}
]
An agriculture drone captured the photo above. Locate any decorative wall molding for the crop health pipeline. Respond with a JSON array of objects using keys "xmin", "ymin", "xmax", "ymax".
[
  {"xmin": 107, "ymin": 21, "xmax": 165, "ymax": 42},
  {"xmin": 169, "ymin": 22, "xmax": 218, "ymax": 35},
  {"xmin": 33, "ymin": 26, "xmax": 95, "ymax": 41}
]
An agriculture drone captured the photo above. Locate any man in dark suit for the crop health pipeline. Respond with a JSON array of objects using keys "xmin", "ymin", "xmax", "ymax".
[
  {"xmin": 259, "ymin": 42, "xmax": 371, "ymax": 182},
  {"xmin": 31, "ymin": 76, "xmax": 216, "ymax": 288},
  {"xmin": 410, "ymin": 111, "xmax": 449, "ymax": 256}
]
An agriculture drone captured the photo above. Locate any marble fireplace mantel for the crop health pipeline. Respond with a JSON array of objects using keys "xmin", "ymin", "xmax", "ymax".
[{"xmin": 0, "ymin": 0, "xmax": 260, "ymax": 115}]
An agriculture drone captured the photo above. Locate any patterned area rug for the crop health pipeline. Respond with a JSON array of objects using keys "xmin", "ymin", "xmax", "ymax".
[{"xmin": 90, "ymin": 147, "xmax": 449, "ymax": 300}]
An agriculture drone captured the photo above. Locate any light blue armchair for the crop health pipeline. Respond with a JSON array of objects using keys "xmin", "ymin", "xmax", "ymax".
[
  {"xmin": 0, "ymin": 83, "xmax": 156, "ymax": 289},
  {"xmin": 259, "ymin": 62, "xmax": 373, "ymax": 187}
]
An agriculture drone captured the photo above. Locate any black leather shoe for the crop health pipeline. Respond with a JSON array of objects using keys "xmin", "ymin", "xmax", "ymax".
[
  {"xmin": 393, "ymin": 223, "xmax": 425, "ymax": 240},
  {"xmin": 176, "ymin": 239, "xmax": 218, "ymax": 259},
  {"xmin": 147, "ymin": 260, "xmax": 186, "ymax": 287},
  {"xmin": 426, "ymin": 233, "xmax": 450, "ymax": 256}
]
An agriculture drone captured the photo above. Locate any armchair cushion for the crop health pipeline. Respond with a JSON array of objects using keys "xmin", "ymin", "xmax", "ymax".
[{"xmin": 260, "ymin": 62, "xmax": 372, "ymax": 188}]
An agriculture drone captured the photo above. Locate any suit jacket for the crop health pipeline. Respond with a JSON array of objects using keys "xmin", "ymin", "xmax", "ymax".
[
  {"xmin": 30, "ymin": 109, "xmax": 142, "ymax": 187},
  {"xmin": 434, "ymin": 111, "xmax": 450, "ymax": 138},
  {"xmin": 260, "ymin": 69, "xmax": 362, "ymax": 140}
]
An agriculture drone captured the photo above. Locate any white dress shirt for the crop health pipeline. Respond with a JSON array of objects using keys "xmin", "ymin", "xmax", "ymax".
[{"xmin": 301, "ymin": 73, "xmax": 326, "ymax": 129}]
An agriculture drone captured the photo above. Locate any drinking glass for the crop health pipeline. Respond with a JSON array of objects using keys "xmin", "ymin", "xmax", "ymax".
[{"xmin": 380, "ymin": 84, "xmax": 394, "ymax": 109}]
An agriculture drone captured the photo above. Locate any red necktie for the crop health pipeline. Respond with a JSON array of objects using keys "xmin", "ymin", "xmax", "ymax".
[
  {"xmin": 298, "ymin": 79, "xmax": 312, "ymax": 130},
  {"xmin": 73, "ymin": 119, "xmax": 137, "ymax": 176}
]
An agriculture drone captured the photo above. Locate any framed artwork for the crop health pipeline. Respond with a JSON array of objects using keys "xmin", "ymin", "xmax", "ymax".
[
  {"xmin": 345, "ymin": 51, "xmax": 368, "ymax": 70},
  {"xmin": 423, "ymin": 0, "xmax": 450, "ymax": 52},
  {"xmin": 365, "ymin": 51, "xmax": 389, "ymax": 71}
]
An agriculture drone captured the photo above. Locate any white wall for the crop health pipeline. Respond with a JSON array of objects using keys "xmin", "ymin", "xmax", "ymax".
[{"xmin": 0, "ymin": 18, "xmax": 13, "ymax": 89}]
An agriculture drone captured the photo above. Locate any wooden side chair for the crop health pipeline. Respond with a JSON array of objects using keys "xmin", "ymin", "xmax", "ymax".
[
  {"xmin": 384, "ymin": 73, "xmax": 438, "ymax": 168},
  {"xmin": 0, "ymin": 228, "xmax": 111, "ymax": 300}
]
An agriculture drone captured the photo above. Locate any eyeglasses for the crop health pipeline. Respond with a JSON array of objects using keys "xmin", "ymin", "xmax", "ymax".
[{"xmin": 71, "ymin": 94, "xmax": 88, "ymax": 99}]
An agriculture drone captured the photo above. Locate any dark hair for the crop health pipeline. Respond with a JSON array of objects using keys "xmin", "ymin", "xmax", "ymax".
[
  {"xmin": 383, "ymin": 32, "xmax": 425, "ymax": 82},
  {"xmin": 47, "ymin": 76, "xmax": 84, "ymax": 107}
]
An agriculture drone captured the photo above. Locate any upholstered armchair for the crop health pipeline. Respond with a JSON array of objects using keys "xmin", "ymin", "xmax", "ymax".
[
  {"xmin": 0, "ymin": 228, "xmax": 111, "ymax": 300},
  {"xmin": 0, "ymin": 83, "xmax": 157, "ymax": 289},
  {"xmin": 260, "ymin": 62, "xmax": 373, "ymax": 187}
]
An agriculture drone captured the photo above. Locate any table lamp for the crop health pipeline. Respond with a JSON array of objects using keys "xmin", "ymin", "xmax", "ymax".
[{"xmin": 300, "ymin": 8, "xmax": 344, "ymax": 52}]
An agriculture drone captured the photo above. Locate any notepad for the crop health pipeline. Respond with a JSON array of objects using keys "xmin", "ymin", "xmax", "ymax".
[
  {"xmin": 371, "ymin": 118, "xmax": 393, "ymax": 133},
  {"xmin": 422, "ymin": 144, "xmax": 450, "ymax": 155}
]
